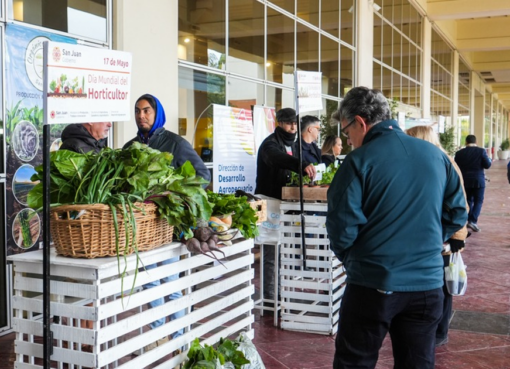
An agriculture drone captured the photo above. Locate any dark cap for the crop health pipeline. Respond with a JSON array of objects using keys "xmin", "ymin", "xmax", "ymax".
[{"xmin": 276, "ymin": 108, "xmax": 297, "ymax": 123}]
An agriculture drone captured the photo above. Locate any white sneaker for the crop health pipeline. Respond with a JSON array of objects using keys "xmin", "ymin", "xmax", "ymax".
[{"xmin": 467, "ymin": 222, "xmax": 480, "ymax": 232}]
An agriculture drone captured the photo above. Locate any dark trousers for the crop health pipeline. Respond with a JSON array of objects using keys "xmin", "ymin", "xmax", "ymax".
[
  {"xmin": 465, "ymin": 187, "xmax": 485, "ymax": 224},
  {"xmin": 333, "ymin": 284, "xmax": 443, "ymax": 369},
  {"xmin": 436, "ymin": 255, "xmax": 452, "ymax": 341}
]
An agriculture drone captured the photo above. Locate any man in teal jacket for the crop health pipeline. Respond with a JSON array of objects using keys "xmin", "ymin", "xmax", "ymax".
[{"xmin": 326, "ymin": 87, "xmax": 467, "ymax": 369}]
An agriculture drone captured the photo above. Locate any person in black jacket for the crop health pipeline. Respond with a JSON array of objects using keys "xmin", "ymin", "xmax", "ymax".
[
  {"xmin": 60, "ymin": 122, "xmax": 111, "ymax": 153},
  {"xmin": 321, "ymin": 135, "xmax": 342, "ymax": 167},
  {"xmin": 124, "ymin": 94, "xmax": 210, "ymax": 353},
  {"xmin": 297, "ymin": 115, "xmax": 322, "ymax": 165},
  {"xmin": 255, "ymin": 108, "xmax": 316, "ymax": 303},
  {"xmin": 255, "ymin": 108, "xmax": 316, "ymax": 199},
  {"xmin": 454, "ymin": 134, "xmax": 492, "ymax": 232},
  {"xmin": 123, "ymin": 94, "xmax": 210, "ymax": 182}
]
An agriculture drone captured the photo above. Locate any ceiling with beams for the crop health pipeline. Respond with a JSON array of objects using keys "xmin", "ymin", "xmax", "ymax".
[{"xmin": 414, "ymin": 0, "xmax": 510, "ymax": 109}]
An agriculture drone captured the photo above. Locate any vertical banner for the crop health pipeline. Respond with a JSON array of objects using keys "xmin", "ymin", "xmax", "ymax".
[
  {"xmin": 252, "ymin": 105, "xmax": 276, "ymax": 154},
  {"xmin": 44, "ymin": 41, "xmax": 132, "ymax": 124},
  {"xmin": 295, "ymin": 71, "xmax": 323, "ymax": 114},
  {"xmin": 212, "ymin": 105, "xmax": 256, "ymax": 194},
  {"xmin": 5, "ymin": 24, "xmax": 77, "ymax": 256}
]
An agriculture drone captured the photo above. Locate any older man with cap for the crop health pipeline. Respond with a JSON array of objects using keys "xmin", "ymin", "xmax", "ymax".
[{"xmin": 255, "ymin": 107, "xmax": 316, "ymax": 307}]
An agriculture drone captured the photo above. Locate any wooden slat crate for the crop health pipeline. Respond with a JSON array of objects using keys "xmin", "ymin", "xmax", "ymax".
[
  {"xmin": 7, "ymin": 239, "xmax": 254, "ymax": 369},
  {"xmin": 281, "ymin": 186, "xmax": 328, "ymax": 201},
  {"xmin": 279, "ymin": 202, "xmax": 346, "ymax": 335}
]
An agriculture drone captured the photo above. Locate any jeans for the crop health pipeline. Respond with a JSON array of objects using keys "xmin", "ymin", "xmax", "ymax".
[
  {"xmin": 465, "ymin": 187, "xmax": 485, "ymax": 224},
  {"xmin": 333, "ymin": 284, "xmax": 443, "ymax": 369},
  {"xmin": 263, "ymin": 244, "xmax": 279, "ymax": 299},
  {"xmin": 143, "ymin": 256, "xmax": 184, "ymax": 339},
  {"xmin": 436, "ymin": 255, "xmax": 452, "ymax": 341}
]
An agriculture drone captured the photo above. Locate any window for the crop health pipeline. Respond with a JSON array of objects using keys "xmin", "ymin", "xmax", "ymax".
[{"xmin": 10, "ymin": 0, "xmax": 107, "ymax": 42}]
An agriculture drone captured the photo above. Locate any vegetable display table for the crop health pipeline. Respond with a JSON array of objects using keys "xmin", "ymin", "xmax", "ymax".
[
  {"xmin": 8, "ymin": 239, "xmax": 254, "ymax": 368},
  {"xmin": 279, "ymin": 201, "xmax": 346, "ymax": 335}
]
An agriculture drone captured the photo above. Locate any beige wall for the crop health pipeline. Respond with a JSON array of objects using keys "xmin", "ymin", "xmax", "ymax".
[{"xmin": 112, "ymin": 0, "xmax": 179, "ymax": 149}]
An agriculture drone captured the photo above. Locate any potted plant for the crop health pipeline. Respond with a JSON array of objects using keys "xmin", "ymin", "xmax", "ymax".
[{"xmin": 497, "ymin": 138, "xmax": 510, "ymax": 160}]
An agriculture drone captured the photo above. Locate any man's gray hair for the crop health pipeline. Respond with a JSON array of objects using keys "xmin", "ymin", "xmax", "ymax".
[{"xmin": 332, "ymin": 87, "xmax": 391, "ymax": 126}]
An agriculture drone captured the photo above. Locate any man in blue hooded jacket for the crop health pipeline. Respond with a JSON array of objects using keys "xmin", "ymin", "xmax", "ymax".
[
  {"xmin": 124, "ymin": 94, "xmax": 210, "ymax": 353},
  {"xmin": 326, "ymin": 87, "xmax": 467, "ymax": 369}
]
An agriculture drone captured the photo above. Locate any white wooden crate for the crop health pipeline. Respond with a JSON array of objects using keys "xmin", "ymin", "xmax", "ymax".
[
  {"xmin": 279, "ymin": 202, "xmax": 346, "ymax": 335},
  {"xmin": 7, "ymin": 238, "xmax": 254, "ymax": 369}
]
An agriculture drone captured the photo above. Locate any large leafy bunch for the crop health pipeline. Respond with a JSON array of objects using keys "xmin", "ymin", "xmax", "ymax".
[
  {"xmin": 207, "ymin": 191, "xmax": 259, "ymax": 239},
  {"xmin": 184, "ymin": 338, "xmax": 250, "ymax": 369},
  {"xmin": 28, "ymin": 142, "xmax": 212, "ymax": 239}
]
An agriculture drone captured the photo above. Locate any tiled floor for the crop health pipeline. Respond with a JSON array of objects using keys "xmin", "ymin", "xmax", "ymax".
[{"xmin": 1, "ymin": 160, "xmax": 509, "ymax": 368}]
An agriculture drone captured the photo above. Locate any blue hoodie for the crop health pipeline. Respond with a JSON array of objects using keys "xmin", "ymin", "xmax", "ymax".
[{"xmin": 137, "ymin": 94, "xmax": 166, "ymax": 143}]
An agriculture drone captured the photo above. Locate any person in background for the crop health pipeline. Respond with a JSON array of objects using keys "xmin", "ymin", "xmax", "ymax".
[
  {"xmin": 507, "ymin": 160, "xmax": 510, "ymax": 184},
  {"xmin": 297, "ymin": 115, "xmax": 322, "ymax": 165},
  {"xmin": 406, "ymin": 125, "xmax": 469, "ymax": 347},
  {"xmin": 124, "ymin": 94, "xmax": 210, "ymax": 356},
  {"xmin": 454, "ymin": 134, "xmax": 492, "ymax": 232},
  {"xmin": 60, "ymin": 122, "xmax": 111, "ymax": 153},
  {"xmin": 255, "ymin": 107, "xmax": 316, "ymax": 306},
  {"xmin": 326, "ymin": 87, "xmax": 467, "ymax": 369},
  {"xmin": 321, "ymin": 134, "xmax": 342, "ymax": 167}
]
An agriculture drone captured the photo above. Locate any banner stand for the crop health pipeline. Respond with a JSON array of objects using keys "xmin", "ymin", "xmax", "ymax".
[
  {"xmin": 294, "ymin": 71, "xmax": 323, "ymax": 271},
  {"xmin": 42, "ymin": 124, "xmax": 52, "ymax": 368},
  {"xmin": 41, "ymin": 41, "xmax": 132, "ymax": 368}
]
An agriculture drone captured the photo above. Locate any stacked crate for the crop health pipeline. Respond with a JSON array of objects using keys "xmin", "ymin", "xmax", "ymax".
[
  {"xmin": 8, "ymin": 239, "xmax": 254, "ymax": 368},
  {"xmin": 279, "ymin": 201, "xmax": 346, "ymax": 335}
]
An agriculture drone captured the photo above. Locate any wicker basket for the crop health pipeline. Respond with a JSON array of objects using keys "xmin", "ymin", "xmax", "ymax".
[{"xmin": 50, "ymin": 203, "xmax": 174, "ymax": 259}]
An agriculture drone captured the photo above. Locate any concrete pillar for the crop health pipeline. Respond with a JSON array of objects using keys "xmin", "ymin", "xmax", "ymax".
[
  {"xmin": 356, "ymin": 0, "xmax": 373, "ymax": 88},
  {"xmin": 112, "ymin": 0, "xmax": 178, "ymax": 149},
  {"xmin": 452, "ymin": 51, "xmax": 459, "ymax": 145},
  {"xmin": 421, "ymin": 18, "xmax": 432, "ymax": 118},
  {"xmin": 473, "ymin": 94, "xmax": 484, "ymax": 147}
]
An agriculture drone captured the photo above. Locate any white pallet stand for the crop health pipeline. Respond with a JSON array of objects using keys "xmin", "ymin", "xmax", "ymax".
[
  {"xmin": 279, "ymin": 201, "xmax": 346, "ymax": 335},
  {"xmin": 7, "ymin": 238, "xmax": 254, "ymax": 369}
]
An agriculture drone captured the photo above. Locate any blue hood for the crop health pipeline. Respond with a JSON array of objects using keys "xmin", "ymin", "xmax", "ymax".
[{"xmin": 137, "ymin": 94, "xmax": 166, "ymax": 141}]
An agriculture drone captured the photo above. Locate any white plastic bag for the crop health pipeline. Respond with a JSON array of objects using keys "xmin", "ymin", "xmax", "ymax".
[
  {"xmin": 255, "ymin": 195, "xmax": 281, "ymax": 244},
  {"xmin": 445, "ymin": 252, "xmax": 467, "ymax": 296}
]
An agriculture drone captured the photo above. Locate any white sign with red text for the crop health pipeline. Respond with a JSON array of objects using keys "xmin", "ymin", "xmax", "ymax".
[
  {"xmin": 43, "ymin": 41, "xmax": 132, "ymax": 124},
  {"xmin": 213, "ymin": 104, "xmax": 256, "ymax": 194}
]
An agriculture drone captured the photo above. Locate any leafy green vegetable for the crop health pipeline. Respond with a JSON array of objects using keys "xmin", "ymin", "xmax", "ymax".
[
  {"xmin": 316, "ymin": 162, "xmax": 339, "ymax": 186},
  {"xmin": 184, "ymin": 338, "xmax": 250, "ymax": 369},
  {"xmin": 207, "ymin": 191, "xmax": 259, "ymax": 239},
  {"xmin": 287, "ymin": 171, "xmax": 311, "ymax": 186},
  {"xmin": 28, "ymin": 143, "xmax": 213, "ymax": 298}
]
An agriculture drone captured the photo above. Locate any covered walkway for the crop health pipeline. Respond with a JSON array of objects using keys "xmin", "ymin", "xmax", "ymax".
[
  {"xmin": 251, "ymin": 159, "xmax": 510, "ymax": 369},
  {"xmin": 1, "ymin": 161, "xmax": 509, "ymax": 368}
]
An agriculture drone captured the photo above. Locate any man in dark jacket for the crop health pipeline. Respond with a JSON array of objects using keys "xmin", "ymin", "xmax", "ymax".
[
  {"xmin": 454, "ymin": 134, "xmax": 492, "ymax": 232},
  {"xmin": 297, "ymin": 115, "xmax": 322, "ymax": 165},
  {"xmin": 255, "ymin": 108, "xmax": 316, "ymax": 303},
  {"xmin": 60, "ymin": 122, "xmax": 111, "ymax": 153},
  {"xmin": 124, "ymin": 94, "xmax": 210, "ymax": 182},
  {"xmin": 327, "ymin": 87, "xmax": 467, "ymax": 369},
  {"xmin": 124, "ymin": 94, "xmax": 210, "ymax": 353},
  {"xmin": 255, "ymin": 108, "xmax": 316, "ymax": 199}
]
